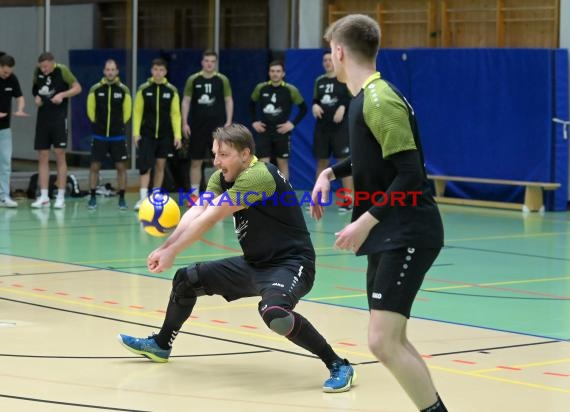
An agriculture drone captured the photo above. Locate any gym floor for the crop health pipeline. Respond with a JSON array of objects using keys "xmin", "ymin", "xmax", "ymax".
[{"xmin": 1, "ymin": 195, "xmax": 569, "ymax": 411}]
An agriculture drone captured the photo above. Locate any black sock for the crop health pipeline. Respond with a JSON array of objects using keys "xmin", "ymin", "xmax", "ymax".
[
  {"xmin": 154, "ymin": 294, "xmax": 196, "ymax": 350},
  {"xmin": 119, "ymin": 189, "xmax": 125, "ymax": 198},
  {"xmin": 90, "ymin": 189, "xmax": 96, "ymax": 198},
  {"xmin": 286, "ymin": 311, "xmax": 342, "ymax": 367},
  {"xmin": 420, "ymin": 394, "xmax": 447, "ymax": 412}
]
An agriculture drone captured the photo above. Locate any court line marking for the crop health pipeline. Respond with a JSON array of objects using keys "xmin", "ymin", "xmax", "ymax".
[
  {"xmin": 446, "ymin": 231, "xmax": 570, "ymax": 243},
  {"xmin": 428, "ymin": 340, "xmax": 561, "ymax": 357},
  {"xmin": 1, "ymin": 256, "xmax": 568, "ymax": 338},
  {"xmin": 0, "ymin": 393, "xmax": 151, "ymax": 412},
  {"xmin": 0, "ymin": 288, "xmax": 292, "ymax": 344},
  {"xmin": 472, "ymin": 358, "xmax": 570, "ymax": 374},
  {"xmin": 0, "ymin": 251, "xmax": 237, "ymax": 268},
  {"xmin": 2, "ymin": 290, "xmax": 570, "ymax": 395},
  {"xmin": 426, "ymin": 276, "xmax": 570, "ymax": 291},
  {"xmin": 0, "ymin": 350, "xmax": 271, "ymax": 360},
  {"xmin": 0, "ymin": 373, "xmax": 377, "ymax": 412}
]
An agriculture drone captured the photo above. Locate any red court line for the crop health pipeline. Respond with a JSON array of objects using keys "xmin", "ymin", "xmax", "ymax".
[
  {"xmin": 212, "ymin": 319, "xmax": 228, "ymax": 324},
  {"xmin": 497, "ymin": 366, "xmax": 522, "ymax": 371},
  {"xmin": 544, "ymin": 372, "xmax": 569, "ymax": 377},
  {"xmin": 453, "ymin": 360, "xmax": 477, "ymax": 365},
  {"xmin": 240, "ymin": 325, "xmax": 258, "ymax": 329}
]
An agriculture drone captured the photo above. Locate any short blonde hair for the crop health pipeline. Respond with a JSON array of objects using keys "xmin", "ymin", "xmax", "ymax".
[
  {"xmin": 324, "ymin": 14, "xmax": 381, "ymax": 62},
  {"xmin": 213, "ymin": 124, "xmax": 255, "ymax": 154}
]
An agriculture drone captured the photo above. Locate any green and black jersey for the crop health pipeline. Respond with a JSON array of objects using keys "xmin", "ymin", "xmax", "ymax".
[
  {"xmin": 133, "ymin": 78, "xmax": 181, "ymax": 140},
  {"xmin": 184, "ymin": 71, "xmax": 231, "ymax": 127},
  {"xmin": 87, "ymin": 77, "xmax": 131, "ymax": 138},
  {"xmin": 313, "ymin": 75, "xmax": 350, "ymax": 125},
  {"xmin": 32, "ymin": 63, "xmax": 77, "ymax": 120},
  {"xmin": 207, "ymin": 159, "xmax": 315, "ymax": 266},
  {"xmin": 250, "ymin": 81, "xmax": 305, "ymax": 126},
  {"xmin": 333, "ymin": 72, "xmax": 443, "ymax": 254}
]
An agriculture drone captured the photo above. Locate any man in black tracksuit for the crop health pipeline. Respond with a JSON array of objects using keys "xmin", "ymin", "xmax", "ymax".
[
  {"xmin": 132, "ymin": 58, "xmax": 182, "ymax": 210},
  {"xmin": 86, "ymin": 59, "xmax": 131, "ymax": 210}
]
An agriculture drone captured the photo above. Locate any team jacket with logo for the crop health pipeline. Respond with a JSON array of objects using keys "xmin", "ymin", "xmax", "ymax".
[
  {"xmin": 133, "ymin": 77, "xmax": 181, "ymax": 140},
  {"xmin": 87, "ymin": 77, "xmax": 131, "ymax": 137}
]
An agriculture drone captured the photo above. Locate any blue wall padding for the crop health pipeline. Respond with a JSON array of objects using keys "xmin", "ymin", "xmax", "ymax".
[
  {"xmin": 409, "ymin": 49, "xmax": 553, "ymax": 204},
  {"xmin": 70, "ymin": 48, "xmax": 568, "ymax": 211},
  {"xmin": 285, "ymin": 48, "xmax": 568, "ymax": 211}
]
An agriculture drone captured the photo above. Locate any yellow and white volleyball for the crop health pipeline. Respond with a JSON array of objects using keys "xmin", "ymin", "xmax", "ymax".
[{"xmin": 137, "ymin": 191, "xmax": 181, "ymax": 237}]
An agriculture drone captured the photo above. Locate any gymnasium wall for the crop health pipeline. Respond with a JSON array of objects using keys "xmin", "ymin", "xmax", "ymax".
[{"xmin": 0, "ymin": 4, "xmax": 95, "ymax": 161}]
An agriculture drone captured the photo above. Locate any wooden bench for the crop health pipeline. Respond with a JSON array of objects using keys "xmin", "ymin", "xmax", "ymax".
[{"xmin": 427, "ymin": 175, "xmax": 561, "ymax": 212}]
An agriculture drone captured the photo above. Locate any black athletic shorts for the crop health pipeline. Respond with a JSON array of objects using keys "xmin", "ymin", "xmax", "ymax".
[
  {"xmin": 34, "ymin": 118, "xmax": 68, "ymax": 150},
  {"xmin": 313, "ymin": 122, "xmax": 350, "ymax": 159},
  {"xmin": 190, "ymin": 256, "xmax": 315, "ymax": 303},
  {"xmin": 255, "ymin": 130, "xmax": 291, "ymax": 159},
  {"xmin": 366, "ymin": 247, "xmax": 441, "ymax": 318},
  {"xmin": 136, "ymin": 136, "xmax": 174, "ymax": 173},
  {"xmin": 90, "ymin": 138, "xmax": 128, "ymax": 163},
  {"xmin": 188, "ymin": 120, "xmax": 223, "ymax": 160}
]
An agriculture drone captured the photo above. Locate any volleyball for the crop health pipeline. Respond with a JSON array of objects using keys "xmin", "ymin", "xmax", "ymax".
[{"xmin": 138, "ymin": 191, "xmax": 181, "ymax": 237}]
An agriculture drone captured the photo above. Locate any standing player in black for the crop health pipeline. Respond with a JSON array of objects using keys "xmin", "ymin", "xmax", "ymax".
[
  {"xmin": 133, "ymin": 58, "xmax": 182, "ymax": 211},
  {"xmin": 311, "ymin": 14, "xmax": 448, "ymax": 412},
  {"xmin": 182, "ymin": 50, "xmax": 233, "ymax": 201},
  {"xmin": 312, "ymin": 50, "xmax": 353, "ymax": 212},
  {"xmin": 0, "ymin": 53, "xmax": 29, "ymax": 208},
  {"xmin": 31, "ymin": 52, "xmax": 82, "ymax": 209},
  {"xmin": 250, "ymin": 60, "xmax": 307, "ymax": 179},
  {"xmin": 86, "ymin": 59, "xmax": 131, "ymax": 210},
  {"xmin": 118, "ymin": 123, "xmax": 356, "ymax": 393}
]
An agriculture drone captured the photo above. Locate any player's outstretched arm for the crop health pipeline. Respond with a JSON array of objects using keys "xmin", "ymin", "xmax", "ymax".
[
  {"xmin": 155, "ymin": 203, "xmax": 208, "ymax": 253},
  {"xmin": 147, "ymin": 196, "xmax": 245, "ymax": 273}
]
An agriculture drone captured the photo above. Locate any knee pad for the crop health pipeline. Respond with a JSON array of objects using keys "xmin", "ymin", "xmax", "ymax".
[
  {"xmin": 170, "ymin": 265, "xmax": 206, "ymax": 306},
  {"xmin": 258, "ymin": 293, "xmax": 294, "ymax": 336}
]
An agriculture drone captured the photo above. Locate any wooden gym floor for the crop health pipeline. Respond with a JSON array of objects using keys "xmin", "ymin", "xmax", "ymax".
[{"xmin": 0, "ymin": 195, "xmax": 569, "ymax": 411}]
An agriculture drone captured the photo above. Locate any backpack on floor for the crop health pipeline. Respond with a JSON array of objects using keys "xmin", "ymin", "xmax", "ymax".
[{"xmin": 27, "ymin": 173, "xmax": 88, "ymax": 199}]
